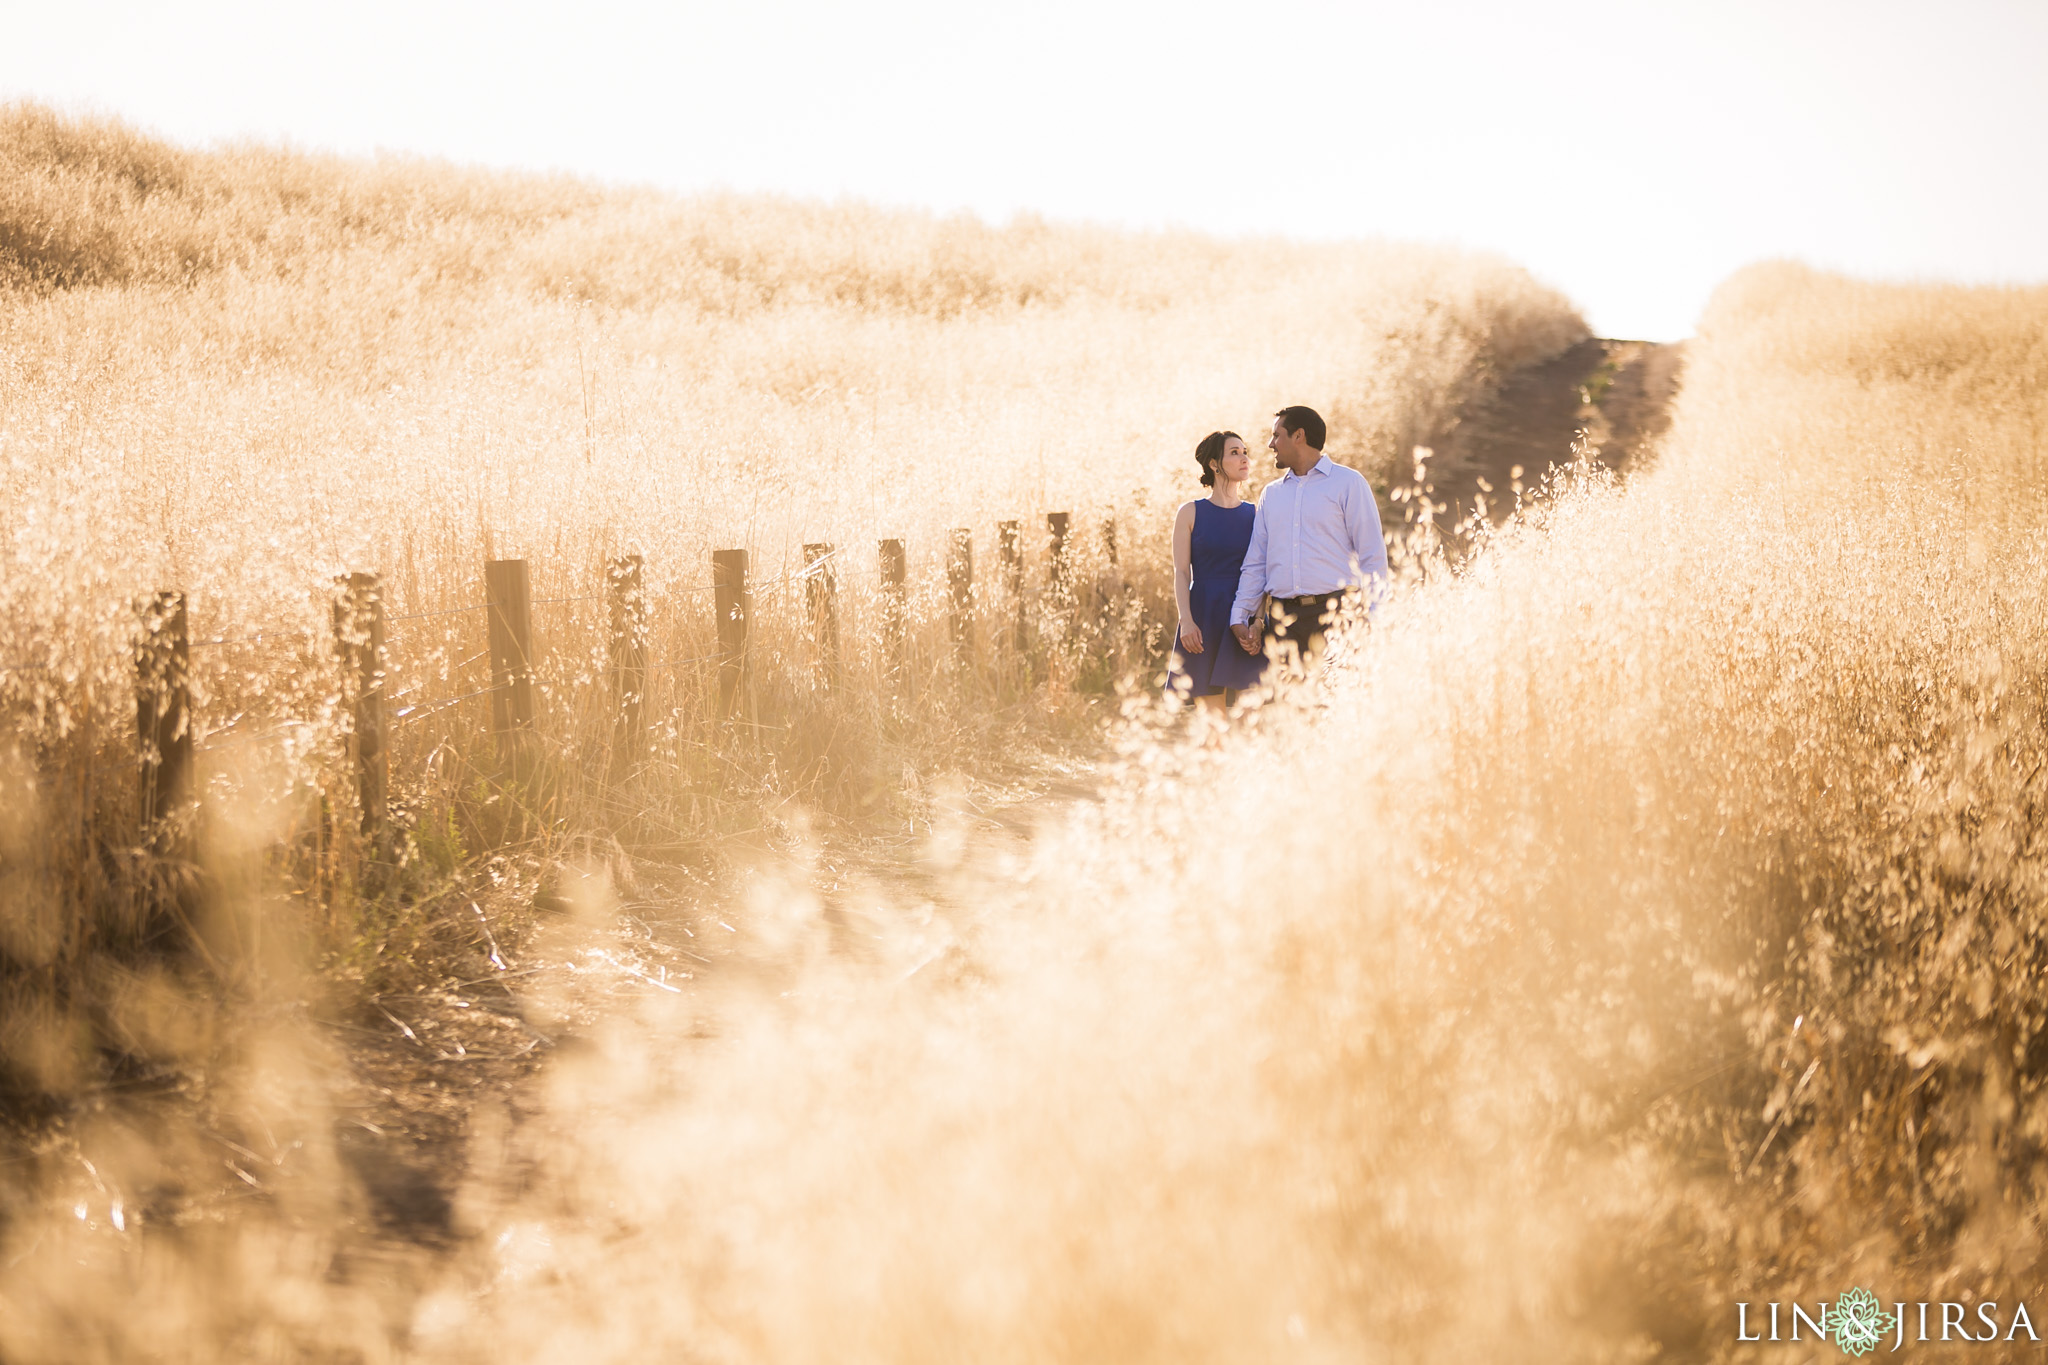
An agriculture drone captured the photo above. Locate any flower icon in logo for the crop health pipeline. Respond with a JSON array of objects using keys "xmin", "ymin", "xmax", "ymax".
[{"xmin": 1831, "ymin": 1287, "xmax": 1895, "ymax": 1357}]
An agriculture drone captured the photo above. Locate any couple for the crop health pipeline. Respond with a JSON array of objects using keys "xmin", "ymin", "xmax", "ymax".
[{"xmin": 1166, "ymin": 405, "xmax": 1389, "ymax": 711}]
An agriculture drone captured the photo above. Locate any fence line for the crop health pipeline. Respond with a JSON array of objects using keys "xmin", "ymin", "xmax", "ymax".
[
  {"xmin": 394, "ymin": 685, "xmax": 496, "ymax": 726},
  {"xmin": 644, "ymin": 654, "xmax": 717, "ymax": 673},
  {"xmin": 388, "ymin": 649, "xmax": 490, "ymax": 702},
  {"xmin": 8, "ymin": 513, "xmax": 1137, "ymax": 842},
  {"xmin": 387, "ymin": 602, "xmax": 488, "ymax": 624},
  {"xmin": 192, "ymin": 629, "xmax": 304, "ymax": 649}
]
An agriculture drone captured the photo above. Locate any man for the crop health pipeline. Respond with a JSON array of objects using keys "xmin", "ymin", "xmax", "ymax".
[{"xmin": 1229, "ymin": 406, "xmax": 1389, "ymax": 671}]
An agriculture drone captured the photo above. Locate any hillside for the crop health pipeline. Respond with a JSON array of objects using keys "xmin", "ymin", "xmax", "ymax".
[{"xmin": 0, "ymin": 103, "xmax": 1587, "ymax": 1095}]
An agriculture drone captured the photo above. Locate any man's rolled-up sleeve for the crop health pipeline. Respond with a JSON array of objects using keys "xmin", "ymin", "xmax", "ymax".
[{"xmin": 1230, "ymin": 500, "xmax": 1269, "ymax": 625}]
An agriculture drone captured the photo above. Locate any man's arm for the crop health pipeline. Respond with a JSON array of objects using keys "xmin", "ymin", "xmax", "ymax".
[
  {"xmin": 1230, "ymin": 498, "xmax": 1269, "ymax": 626},
  {"xmin": 1347, "ymin": 472, "xmax": 1390, "ymax": 610}
]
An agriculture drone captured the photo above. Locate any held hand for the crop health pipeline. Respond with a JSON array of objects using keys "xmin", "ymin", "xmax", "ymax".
[
  {"xmin": 1178, "ymin": 621, "xmax": 1204, "ymax": 654},
  {"xmin": 1232, "ymin": 622, "xmax": 1261, "ymax": 655}
]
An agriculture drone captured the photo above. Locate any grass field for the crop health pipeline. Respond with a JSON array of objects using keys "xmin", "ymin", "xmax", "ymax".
[
  {"xmin": 383, "ymin": 264, "xmax": 2046, "ymax": 1363},
  {"xmin": 0, "ymin": 102, "xmax": 1585, "ymax": 1042},
  {"xmin": 355, "ymin": 265, "xmax": 2046, "ymax": 1364},
  {"xmin": 7, "ymin": 100, "xmax": 2047, "ymax": 1363}
]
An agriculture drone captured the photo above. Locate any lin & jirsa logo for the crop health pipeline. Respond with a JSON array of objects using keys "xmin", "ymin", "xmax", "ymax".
[{"xmin": 1739, "ymin": 1288, "xmax": 2039, "ymax": 1354}]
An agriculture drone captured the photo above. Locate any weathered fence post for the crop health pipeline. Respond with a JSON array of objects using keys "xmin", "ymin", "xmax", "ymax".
[
  {"xmin": 136, "ymin": 591, "xmax": 193, "ymax": 850},
  {"xmin": 1100, "ymin": 513, "xmax": 1126, "ymax": 627},
  {"xmin": 485, "ymin": 559, "xmax": 536, "ymax": 738},
  {"xmin": 332, "ymin": 572, "xmax": 388, "ymax": 833},
  {"xmin": 713, "ymin": 549, "xmax": 749, "ymax": 719},
  {"xmin": 999, "ymin": 519, "xmax": 1025, "ymax": 653},
  {"xmin": 607, "ymin": 554, "xmax": 647, "ymax": 781},
  {"xmin": 1046, "ymin": 512, "xmax": 1072, "ymax": 603},
  {"xmin": 948, "ymin": 529, "xmax": 973, "ymax": 666},
  {"xmin": 804, "ymin": 542, "xmax": 838, "ymax": 689},
  {"xmin": 879, "ymin": 538, "xmax": 907, "ymax": 684}
]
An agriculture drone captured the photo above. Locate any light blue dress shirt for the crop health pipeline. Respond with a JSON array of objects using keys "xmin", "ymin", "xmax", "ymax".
[{"xmin": 1229, "ymin": 455, "xmax": 1390, "ymax": 625}]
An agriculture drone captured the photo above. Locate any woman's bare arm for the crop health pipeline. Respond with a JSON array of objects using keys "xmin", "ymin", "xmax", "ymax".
[{"xmin": 1172, "ymin": 501, "xmax": 1202, "ymax": 653}]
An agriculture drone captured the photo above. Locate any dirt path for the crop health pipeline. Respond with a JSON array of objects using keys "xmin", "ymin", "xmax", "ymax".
[
  {"xmin": 1390, "ymin": 337, "xmax": 1686, "ymax": 553},
  {"xmin": 318, "ymin": 756, "xmax": 1101, "ymax": 1249}
]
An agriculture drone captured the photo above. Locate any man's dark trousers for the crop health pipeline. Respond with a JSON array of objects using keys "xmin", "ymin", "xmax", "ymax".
[{"xmin": 1270, "ymin": 592, "xmax": 1342, "ymax": 664}]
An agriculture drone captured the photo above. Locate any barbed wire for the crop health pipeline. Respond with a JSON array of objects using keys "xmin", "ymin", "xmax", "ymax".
[
  {"xmin": 748, "ymin": 552, "xmax": 842, "ymax": 598},
  {"xmin": 196, "ymin": 720, "xmax": 310, "ymax": 756},
  {"xmin": 644, "ymin": 653, "xmax": 718, "ymax": 672},
  {"xmin": 387, "ymin": 603, "xmax": 487, "ymax": 624},
  {"xmin": 191, "ymin": 629, "xmax": 305, "ymax": 650},
  {"xmin": 8, "ymin": 548, "xmax": 892, "ymax": 714},
  {"xmin": 387, "ymin": 579, "xmax": 729, "ymax": 619},
  {"xmin": 393, "ymin": 686, "xmax": 496, "ymax": 726},
  {"xmin": 388, "ymin": 649, "xmax": 488, "ymax": 701}
]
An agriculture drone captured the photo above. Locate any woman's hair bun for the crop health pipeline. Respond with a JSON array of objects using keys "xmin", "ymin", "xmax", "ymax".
[{"xmin": 1194, "ymin": 431, "xmax": 1241, "ymax": 488}]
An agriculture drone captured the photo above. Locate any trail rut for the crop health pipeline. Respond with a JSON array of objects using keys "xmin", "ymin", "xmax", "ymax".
[{"xmin": 1390, "ymin": 336, "xmax": 1686, "ymax": 551}]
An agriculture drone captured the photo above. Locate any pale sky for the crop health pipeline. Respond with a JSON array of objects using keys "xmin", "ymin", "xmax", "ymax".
[{"xmin": 6, "ymin": 0, "xmax": 2045, "ymax": 340}]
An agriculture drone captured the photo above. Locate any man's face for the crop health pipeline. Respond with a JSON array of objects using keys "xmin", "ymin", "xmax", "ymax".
[{"xmin": 1269, "ymin": 418, "xmax": 1299, "ymax": 468}]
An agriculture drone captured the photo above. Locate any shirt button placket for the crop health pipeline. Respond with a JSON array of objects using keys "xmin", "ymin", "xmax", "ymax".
[{"xmin": 1290, "ymin": 481, "xmax": 1301, "ymax": 597}]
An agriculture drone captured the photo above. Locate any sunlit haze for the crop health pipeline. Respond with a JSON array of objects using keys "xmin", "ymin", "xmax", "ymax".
[{"xmin": 6, "ymin": 0, "xmax": 2045, "ymax": 339}]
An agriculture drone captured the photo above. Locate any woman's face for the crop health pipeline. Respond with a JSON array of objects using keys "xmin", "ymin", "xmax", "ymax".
[{"xmin": 1213, "ymin": 436, "xmax": 1251, "ymax": 486}]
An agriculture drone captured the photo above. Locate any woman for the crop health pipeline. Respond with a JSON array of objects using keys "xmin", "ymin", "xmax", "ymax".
[{"xmin": 1166, "ymin": 430, "xmax": 1266, "ymax": 710}]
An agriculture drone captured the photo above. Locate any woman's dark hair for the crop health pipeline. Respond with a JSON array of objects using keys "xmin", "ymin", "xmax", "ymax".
[{"xmin": 1195, "ymin": 430, "xmax": 1241, "ymax": 487}]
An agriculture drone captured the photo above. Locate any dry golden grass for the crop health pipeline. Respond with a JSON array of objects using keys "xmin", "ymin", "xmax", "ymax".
[
  {"xmin": 25, "ymin": 101, "xmax": 2048, "ymax": 1362},
  {"xmin": 365, "ymin": 264, "xmax": 2042, "ymax": 1362},
  {"xmin": 0, "ymin": 104, "xmax": 1581, "ymax": 1075}
]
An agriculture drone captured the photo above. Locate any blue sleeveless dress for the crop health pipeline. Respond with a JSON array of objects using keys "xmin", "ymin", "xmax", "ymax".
[{"xmin": 1168, "ymin": 500, "xmax": 1268, "ymax": 697}]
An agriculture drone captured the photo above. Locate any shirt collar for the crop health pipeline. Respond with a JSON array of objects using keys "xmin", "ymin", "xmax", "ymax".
[{"xmin": 1284, "ymin": 455, "xmax": 1329, "ymax": 481}]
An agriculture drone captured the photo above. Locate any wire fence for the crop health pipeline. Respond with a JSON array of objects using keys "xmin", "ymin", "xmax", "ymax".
[
  {"xmin": 5, "ymin": 518, "xmax": 1135, "ymax": 828},
  {"xmin": 191, "ymin": 629, "xmax": 306, "ymax": 650},
  {"xmin": 394, "ymin": 686, "xmax": 497, "ymax": 727},
  {"xmin": 5, "ymin": 557, "xmax": 820, "ymax": 680},
  {"xmin": 387, "ymin": 602, "xmax": 487, "ymax": 625}
]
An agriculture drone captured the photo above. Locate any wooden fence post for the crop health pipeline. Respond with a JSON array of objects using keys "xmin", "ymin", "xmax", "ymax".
[
  {"xmin": 1046, "ymin": 512, "xmax": 1072, "ymax": 604},
  {"xmin": 879, "ymin": 538, "xmax": 907, "ymax": 684},
  {"xmin": 713, "ymin": 549, "xmax": 749, "ymax": 719},
  {"xmin": 804, "ymin": 542, "xmax": 838, "ymax": 689},
  {"xmin": 999, "ymin": 519, "xmax": 1025, "ymax": 653},
  {"xmin": 485, "ymin": 559, "xmax": 536, "ymax": 737},
  {"xmin": 607, "ymin": 554, "xmax": 647, "ymax": 781},
  {"xmin": 136, "ymin": 591, "xmax": 192, "ymax": 850},
  {"xmin": 948, "ymin": 529, "xmax": 973, "ymax": 665},
  {"xmin": 332, "ymin": 572, "xmax": 388, "ymax": 833},
  {"xmin": 1100, "ymin": 513, "xmax": 1126, "ymax": 626}
]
